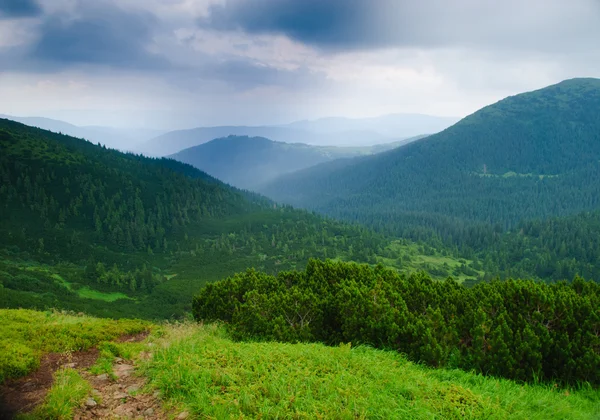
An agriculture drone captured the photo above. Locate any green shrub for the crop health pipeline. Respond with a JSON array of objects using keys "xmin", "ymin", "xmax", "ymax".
[
  {"xmin": 0, "ymin": 340, "xmax": 38, "ymax": 382},
  {"xmin": 193, "ymin": 259, "xmax": 600, "ymax": 386}
]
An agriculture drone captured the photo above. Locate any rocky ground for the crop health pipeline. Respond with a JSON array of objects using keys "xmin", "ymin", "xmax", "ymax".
[{"xmin": 0, "ymin": 332, "xmax": 189, "ymax": 420}]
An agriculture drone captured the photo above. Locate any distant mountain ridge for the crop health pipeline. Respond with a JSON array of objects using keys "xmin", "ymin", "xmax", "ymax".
[
  {"xmin": 259, "ymin": 78, "xmax": 600, "ymax": 240},
  {"xmin": 169, "ymin": 135, "xmax": 423, "ymax": 190},
  {"xmin": 280, "ymin": 113, "xmax": 458, "ymax": 137},
  {"xmin": 139, "ymin": 113, "xmax": 457, "ymax": 156},
  {"xmin": 0, "ymin": 114, "xmax": 163, "ymax": 151}
]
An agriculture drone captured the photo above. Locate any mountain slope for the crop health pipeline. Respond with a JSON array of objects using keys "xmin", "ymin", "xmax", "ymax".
[
  {"xmin": 1, "ymin": 119, "xmax": 445, "ymax": 319},
  {"xmin": 169, "ymin": 135, "xmax": 419, "ymax": 190},
  {"xmin": 0, "ymin": 118, "xmax": 258, "ymax": 254},
  {"xmin": 260, "ymin": 78, "xmax": 600, "ymax": 240},
  {"xmin": 138, "ymin": 113, "xmax": 452, "ymax": 156},
  {"xmin": 139, "ymin": 125, "xmax": 393, "ymax": 156}
]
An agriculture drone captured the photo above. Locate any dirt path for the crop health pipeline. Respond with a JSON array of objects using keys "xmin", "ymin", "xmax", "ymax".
[
  {"xmin": 0, "ymin": 349, "xmax": 99, "ymax": 419},
  {"xmin": 73, "ymin": 353, "xmax": 167, "ymax": 419},
  {"xmin": 0, "ymin": 331, "xmax": 169, "ymax": 420}
]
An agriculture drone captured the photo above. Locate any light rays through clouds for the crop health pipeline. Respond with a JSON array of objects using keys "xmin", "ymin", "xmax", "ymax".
[{"xmin": 0, "ymin": 0, "xmax": 599, "ymax": 128}]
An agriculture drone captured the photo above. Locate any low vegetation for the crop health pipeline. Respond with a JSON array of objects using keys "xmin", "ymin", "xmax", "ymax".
[
  {"xmin": 1, "ymin": 308, "xmax": 598, "ymax": 419},
  {"xmin": 143, "ymin": 323, "xmax": 599, "ymax": 419},
  {"xmin": 194, "ymin": 259, "xmax": 600, "ymax": 386},
  {"xmin": 0, "ymin": 309, "xmax": 148, "ymax": 383},
  {"xmin": 22, "ymin": 368, "xmax": 91, "ymax": 420}
]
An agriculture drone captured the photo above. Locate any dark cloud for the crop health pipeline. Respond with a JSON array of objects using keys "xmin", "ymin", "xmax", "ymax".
[
  {"xmin": 199, "ymin": 0, "xmax": 600, "ymax": 52},
  {"xmin": 30, "ymin": 1, "xmax": 168, "ymax": 69},
  {"xmin": 199, "ymin": 0, "xmax": 373, "ymax": 49},
  {"xmin": 0, "ymin": 0, "xmax": 41, "ymax": 18}
]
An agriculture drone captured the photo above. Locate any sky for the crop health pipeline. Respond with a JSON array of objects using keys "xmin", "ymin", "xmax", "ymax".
[{"xmin": 0, "ymin": 0, "xmax": 599, "ymax": 129}]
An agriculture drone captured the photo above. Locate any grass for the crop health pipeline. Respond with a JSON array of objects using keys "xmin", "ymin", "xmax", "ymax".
[
  {"xmin": 141, "ymin": 323, "xmax": 600, "ymax": 420},
  {"xmin": 20, "ymin": 368, "xmax": 91, "ymax": 420},
  {"xmin": 0, "ymin": 309, "xmax": 149, "ymax": 383},
  {"xmin": 90, "ymin": 339, "xmax": 152, "ymax": 378},
  {"xmin": 379, "ymin": 241, "xmax": 484, "ymax": 282},
  {"xmin": 50, "ymin": 272, "xmax": 133, "ymax": 302},
  {"xmin": 22, "ymin": 265, "xmax": 133, "ymax": 302},
  {"xmin": 76, "ymin": 287, "xmax": 132, "ymax": 302},
  {"xmin": 1, "ymin": 310, "xmax": 597, "ymax": 419}
]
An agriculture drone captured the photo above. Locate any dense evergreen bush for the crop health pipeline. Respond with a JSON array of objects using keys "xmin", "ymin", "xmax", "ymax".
[{"xmin": 194, "ymin": 259, "xmax": 600, "ymax": 385}]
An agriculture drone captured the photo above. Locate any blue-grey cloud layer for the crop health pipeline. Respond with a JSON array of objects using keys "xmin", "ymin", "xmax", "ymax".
[
  {"xmin": 0, "ymin": 0, "xmax": 327, "ymax": 91},
  {"xmin": 199, "ymin": 0, "xmax": 600, "ymax": 52},
  {"xmin": 2, "ymin": 0, "xmax": 599, "ymax": 126},
  {"xmin": 199, "ymin": 0, "xmax": 378, "ymax": 49},
  {"xmin": 0, "ymin": 0, "xmax": 41, "ymax": 18},
  {"xmin": 31, "ymin": 2, "xmax": 166, "ymax": 69}
]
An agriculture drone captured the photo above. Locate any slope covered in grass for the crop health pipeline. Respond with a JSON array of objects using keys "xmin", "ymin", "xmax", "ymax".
[
  {"xmin": 143, "ymin": 323, "xmax": 599, "ymax": 420},
  {"xmin": 0, "ymin": 309, "xmax": 148, "ymax": 383},
  {"xmin": 1, "ymin": 309, "xmax": 597, "ymax": 419}
]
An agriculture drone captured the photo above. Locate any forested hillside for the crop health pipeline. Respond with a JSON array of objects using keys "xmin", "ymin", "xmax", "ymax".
[
  {"xmin": 260, "ymin": 78, "xmax": 600, "ymax": 246},
  {"xmin": 169, "ymin": 135, "xmax": 414, "ymax": 190},
  {"xmin": 0, "ymin": 119, "xmax": 460, "ymax": 319},
  {"xmin": 138, "ymin": 113, "xmax": 439, "ymax": 156},
  {"xmin": 0, "ymin": 118, "xmax": 262, "ymax": 256},
  {"xmin": 484, "ymin": 211, "xmax": 600, "ymax": 282}
]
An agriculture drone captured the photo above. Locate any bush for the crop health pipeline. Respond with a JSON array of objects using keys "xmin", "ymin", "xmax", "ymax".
[
  {"xmin": 193, "ymin": 259, "xmax": 600, "ymax": 385},
  {"xmin": 0, "ymin": 340, "xmax": 38, "ymax": 382}
]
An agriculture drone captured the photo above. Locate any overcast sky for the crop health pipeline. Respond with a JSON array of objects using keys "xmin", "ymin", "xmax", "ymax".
[{"xmin": 1, "ymin": 0, "xmax": 599, "ymax": 129}]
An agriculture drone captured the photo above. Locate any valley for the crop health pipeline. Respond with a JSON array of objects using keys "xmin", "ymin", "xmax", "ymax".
[
  {"xmin": 2, "ymin": 79, "xmax": 600, "ymax": 418},
  {"xmin": 167, "ymin": 135, "xmax": 423, "ymax": 190}
]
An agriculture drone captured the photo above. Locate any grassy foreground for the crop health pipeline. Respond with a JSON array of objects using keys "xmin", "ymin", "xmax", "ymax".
[
  {"xmin": 0, "ymin": 309, "xmax": 148, "ymax": 383},
  {"xmin": 143, "ymin": 324, "xmax": 600, "ymax": 420},
  {"xmin": 1, "ymin": 309, "xmax": 598, "ymax": 419}
]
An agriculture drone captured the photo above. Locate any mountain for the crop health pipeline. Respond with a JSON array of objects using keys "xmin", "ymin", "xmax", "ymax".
[
  {"xmin": 168, "ymin": 135, "xmax": 422, "ymax": 190},
  {"xmin": 137, "ymin": 113, "xmax": 454, "ymax": 156},
  {"xmin": 259, "ymin": 78, "xmax": 600, "ymax": 244},
  {"xmin": 1, "ymin": 118, "xmax": 445, "ymax": 319},
  {"xmin": 138, "ymin": 126, "xmax": 391, "ymax": 156},
  {"xmin": 0, "ymin": 114, "xmax": 162, "ymax": 151}
]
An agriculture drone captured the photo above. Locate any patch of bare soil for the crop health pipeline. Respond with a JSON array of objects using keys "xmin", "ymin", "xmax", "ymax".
[
  {"xmin": 74, "ymin": 356, "xmax": 167, "ymax": 420},
  {"xmin": 0, "ymin": 349, "xmax": 99, "ymax": 419},
  {"xmin": 0, "ymin": 329, "xmax": 164, "ymax": 420},
  {"xmin": 116, "ymin": 330, "xmax": 151, "ymax": 343}
]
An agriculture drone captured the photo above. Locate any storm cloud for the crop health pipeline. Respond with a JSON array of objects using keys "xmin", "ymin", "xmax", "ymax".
[
  {"xmin": 31, "ymin": 2, "xmax": 167, "ymax": 69},
  {"xmin": 200, "ymin": 0, "xmax": 600, "ymax": 53},
  {"xmin": 0, "ymin": 0, "xmax": 41, "ymax": 18},
  {"xmin": 0, "ymin": 0, "xmax": 599, "ymax": 129}
]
